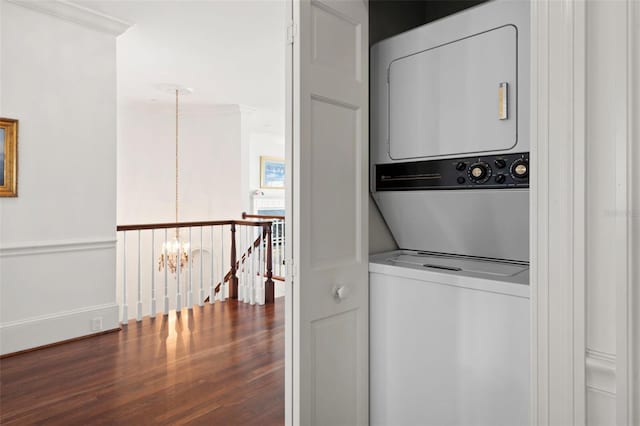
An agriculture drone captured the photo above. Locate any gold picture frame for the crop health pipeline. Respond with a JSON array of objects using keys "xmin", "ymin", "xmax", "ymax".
[
  {"xmin": 260, "ymin": 156, "xmax": 285, "ymax": 189},
  {"xmin": 1, "ymin": 118, "xmax": 18, "ymax": 197}
]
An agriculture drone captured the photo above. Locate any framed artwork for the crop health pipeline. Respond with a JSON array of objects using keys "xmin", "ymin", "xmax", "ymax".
[
  {"xmin": 0, "ymin": 118, "xmax": 18, "ymax": 197},
  {"xmin": 260, "ymin": 156, "xmax": 285, "ymax": 189}
]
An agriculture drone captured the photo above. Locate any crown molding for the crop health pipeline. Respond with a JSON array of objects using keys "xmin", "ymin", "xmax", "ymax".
[{"xmin": 6, "ymin": 0, "xmax": 132, "ymax": 36}]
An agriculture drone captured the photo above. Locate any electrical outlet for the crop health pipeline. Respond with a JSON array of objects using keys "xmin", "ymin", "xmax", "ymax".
[{"xmin": 91, "ymin": 317, "xmax": 103, "ymax": 332}]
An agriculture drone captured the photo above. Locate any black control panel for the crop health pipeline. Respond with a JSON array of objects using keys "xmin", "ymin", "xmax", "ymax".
[{"xmin": 376, "ymin": 152, "xmax": 529, "ymax": 191}]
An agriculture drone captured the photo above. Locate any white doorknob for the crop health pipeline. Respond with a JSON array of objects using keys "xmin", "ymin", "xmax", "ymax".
[{"xmin": 334, "ymin": 286, "xmax": 348, "ymax": 300}]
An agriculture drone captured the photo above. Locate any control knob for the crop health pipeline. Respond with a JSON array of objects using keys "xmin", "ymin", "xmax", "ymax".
[
  {"xmin": 494, "ymin": 159, "xmax": 507, "ymax": 169},
  {"xmin": 495, "ymin": 174, "xmax": 506, "ymax": 184},
  {"xmin": 455, "ymin": 161, "xmax": 467, "ymax": 171},
  {"xmin": 468, "ymin": 162, "xmax": 491, "ymax": 183},
  {"xmin": 510, "ymin": 159, "xmax": 529, "ymax": 179}
]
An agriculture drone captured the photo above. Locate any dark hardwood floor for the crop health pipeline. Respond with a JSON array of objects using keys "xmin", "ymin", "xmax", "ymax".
[{"xmin": 0, "ymin": 299, "xmax": 284, "ymax": 425}]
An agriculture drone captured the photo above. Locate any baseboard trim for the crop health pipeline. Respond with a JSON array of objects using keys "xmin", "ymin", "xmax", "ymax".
[
  {"xmin": 0, "ymin": 327, "xmax": 120, "ymax": 359},
  {"xmin": 0, "ymin": 303, "xmax": 120, "ymax": 355}
]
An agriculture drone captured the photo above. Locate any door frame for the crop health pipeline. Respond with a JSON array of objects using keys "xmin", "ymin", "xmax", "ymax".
[
  {"xmin": 286, "ymin": 0, "xmax": 640, "ymax": 424},
  {"xmin": 530, "ymin": 0, "xmax": 639, "ymax": 425},
  {"xmin": 529, "ymin": 0, "xmax": 587, "ymax": 423}
]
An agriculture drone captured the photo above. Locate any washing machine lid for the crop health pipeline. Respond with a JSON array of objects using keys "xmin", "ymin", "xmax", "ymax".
[
  {"xmin": 390, "ymin": 253, "xmax": 527, "ymax": 277},
  {"xmin": 369, "ymin": 250, "xmax": 530, "ymax": 296},
  {"xmin": 388, "ymin": 24, "xmax": 518, "ymax": 160}
]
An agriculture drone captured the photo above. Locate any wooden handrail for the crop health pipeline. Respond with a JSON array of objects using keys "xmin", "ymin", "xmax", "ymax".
[
  {"xmin": 242, "ymin": 212, "xmax": 285, "ymax": 220},
  {"xmin": 116, "ymin": 219, "xmax": 271, "ymax": 232}
]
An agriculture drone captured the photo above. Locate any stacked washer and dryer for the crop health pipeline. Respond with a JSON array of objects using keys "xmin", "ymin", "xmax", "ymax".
[{"xmin": 369, "ymin": 1, "xmax": 530, "ymax": 425}]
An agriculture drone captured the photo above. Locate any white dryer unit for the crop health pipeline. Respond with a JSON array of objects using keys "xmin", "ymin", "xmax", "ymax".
[
  {"xmin": 370, "ymin": 251, "xmax": 530, "ymax": 426},
  {"xmin": 370, "ymin": 0, "xmax": 530, "ymax": 262}
]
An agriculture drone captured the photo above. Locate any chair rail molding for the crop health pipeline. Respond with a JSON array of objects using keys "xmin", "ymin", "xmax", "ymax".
[
  {"xmin": 0, "ymin": 238, "xmax": 117, "ymax": 257},
  {"xmin": 5, "ymin": 0, "xmax": 131, "ymax": 36}
]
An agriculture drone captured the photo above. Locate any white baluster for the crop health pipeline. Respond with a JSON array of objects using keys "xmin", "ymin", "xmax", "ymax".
[
  {"xmin": 245, "ymin": 226, "xmax": 250, "ymax": 302},
  {"xmin": 163, "ymin": 228, "xmax": 169, "ymax": 315},
  {"xmin": 244, "ymin": 226, "xmax": 249, "ymax": 303},
  {"xmin": 249, "ymin": 227, "xmax": 255, "ymax": 305},
  {"xmin": 151, "ymin": 230, "xmax": 156, "ymax": 317},
  {"xmin": 244, "ymin": 226, "xmax": 249, "ymax": 302},
  {"xmin": 275, "ymin": 221, "xmax": 280, "ymax": 277},
  {"xmin": 282, "ymin": 220, "xmax": 286, "ymax": 277},
  {"xmin": 176, "ymin": 229, "xmax": 182, "ymax": 312},
  {"xmin": 251, "ymin": 229, "xmax": 258, "ymax": 306},
  {"xmin": 281, "ymin": 220, "xmax": 285, "ymax": 277},
  {"xmin": 210, "ymin": 226, "xmax": 215, "ymax": 304},
  {"xmin": 187, "ymin": 227, "xmax": 193, "ymax": 309},
  {"xmin": 137, "ymin": 230, "xmax": 142, "ymax": 321},
  {"xmin": 238, "ymin": 226, "xmax": 244, "ymax": 302},
  {"xmin": 200, "ymin": 226, "xmax": 204, "ymax": 307},
  {"xmin": 122, "ymin": 231, "xmax": 128, "ymax": 325},
  {"xmin": 259, "ymin": 228, "xmax": 265, "ymax": 305},
  {"xmin": 272, "ymin": 222, "xmax": 277, "ymax": 278},
  {"xmin": 220, "ymin": 225, "xmax": 226, "ymax": 301},
  {"xmin": 239, "ymin": 227, "xmax": 244, "ymax": 304}
]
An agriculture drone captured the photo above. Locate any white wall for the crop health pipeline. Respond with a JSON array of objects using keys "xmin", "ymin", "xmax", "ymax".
[
  {"xmin": 118, "ymin": 103, "xmax": 248, "ymax": 225},
  {"xmin": 0, "ymin": 1, "xmax": 126, "ymax": 354}
]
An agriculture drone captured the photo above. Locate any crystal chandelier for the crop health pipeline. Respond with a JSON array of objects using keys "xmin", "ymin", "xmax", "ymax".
[{"xmin": 159, "ymin": 87, "xmax": 190, "ymax": 274}]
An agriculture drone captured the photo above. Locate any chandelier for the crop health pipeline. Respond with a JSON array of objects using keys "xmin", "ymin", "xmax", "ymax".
[{"xmin": 158, "ymin": 87, "xmax": 191, "ymax": 274}]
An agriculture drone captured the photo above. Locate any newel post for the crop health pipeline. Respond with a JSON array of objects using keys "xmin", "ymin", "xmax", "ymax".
[
  {"xmin": 229, "ymin": 223, "xmax": 239, "ymax": 299},
  {"xmin": 264, "ymin": 223, "xmax": 275, "ymax": 304}
]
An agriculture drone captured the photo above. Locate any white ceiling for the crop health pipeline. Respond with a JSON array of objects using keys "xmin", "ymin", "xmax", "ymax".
[{"xmin": 74, "ymin": 0, "xmax": 287, "ymax": 133}]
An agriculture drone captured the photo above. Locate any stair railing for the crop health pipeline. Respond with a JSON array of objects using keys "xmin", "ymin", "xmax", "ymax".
[
  {"xmin": 242, "ymin": 212, "xmax": 286, "ymax": 281},
  {"xmin": 116, "ymin": 219, "xmax": 274, "ymax": 324}
]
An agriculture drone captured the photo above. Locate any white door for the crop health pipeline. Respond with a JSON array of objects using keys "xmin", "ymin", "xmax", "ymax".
[{"xmin": 287, "ymin": 0, "xmax": 369, "ymax": 424}]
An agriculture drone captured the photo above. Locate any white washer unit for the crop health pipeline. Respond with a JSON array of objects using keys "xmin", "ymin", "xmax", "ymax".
[
  {"xmin": 369, "ymin": 2, "xmax": 531, "ymax": 425},
  {"xmin": 370, "ymin": 251, "xmax": 530, "ymax": 426}
]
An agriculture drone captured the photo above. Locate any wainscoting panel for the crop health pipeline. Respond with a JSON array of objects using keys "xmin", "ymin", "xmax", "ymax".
[
  {"xmin": 0, "ymin": 238, "xmax": 118, "ymax": 355},
  {"xmin": 0, "ymin": 303, "xmax": 119, "ymax": 355}
]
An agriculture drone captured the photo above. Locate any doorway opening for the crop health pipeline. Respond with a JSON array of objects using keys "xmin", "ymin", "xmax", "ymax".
[{"xmin": 110, "ymin": 0, "xmax": 288, "ymax": 422}]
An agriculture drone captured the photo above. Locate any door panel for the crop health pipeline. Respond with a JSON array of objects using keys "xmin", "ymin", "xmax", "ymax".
[
  {"xmin": 309, "ymin": 97, "xmax": 359, "ymax": 268},
  {"xmin": 310, "ymin": 309, "xmax": 359, "ymax": 426},
  {"xmin": 291, "ymin": 0, "xmax": 369, "ymax": 424}
]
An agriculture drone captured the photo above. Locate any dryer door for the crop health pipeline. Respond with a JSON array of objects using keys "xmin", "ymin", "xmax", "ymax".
[{"xmin": 389, "ymin": 25, "xmax": 518, "ymax": 160}]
